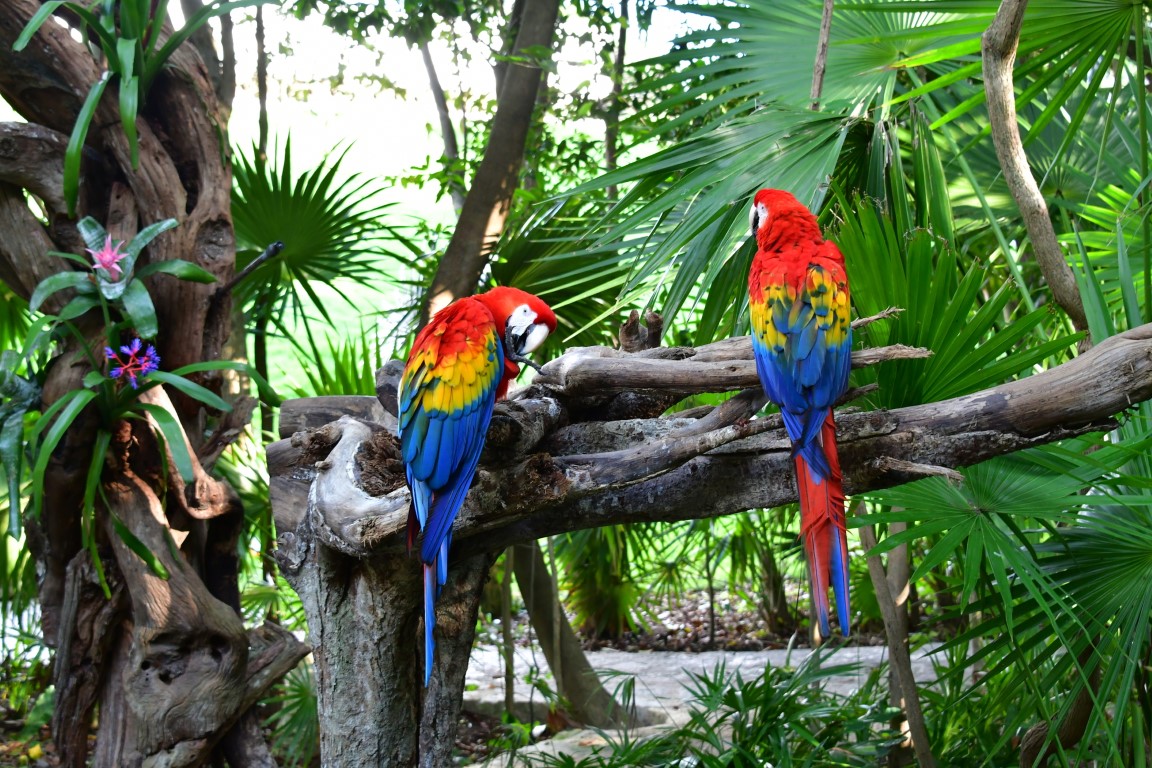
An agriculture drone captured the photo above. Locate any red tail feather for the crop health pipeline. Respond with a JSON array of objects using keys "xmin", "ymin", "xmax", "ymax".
[{"xmin": 795, "ymin": 411, "xmax": 850, "ymax": 637}]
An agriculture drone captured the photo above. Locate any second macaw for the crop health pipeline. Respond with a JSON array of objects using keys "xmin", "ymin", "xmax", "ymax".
[
  {"xmin": 398, "ymin": 286, "xmax": 557, "ymax": 685},
  {"xmin": 747, "ymin": 188, "xmax": 852, "ymax": 637}
]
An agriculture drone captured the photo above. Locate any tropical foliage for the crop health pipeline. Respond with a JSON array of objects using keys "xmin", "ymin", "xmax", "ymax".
[{"xmin": 2, "ymin": 0, "xmax": 1151, "ymax": 764}]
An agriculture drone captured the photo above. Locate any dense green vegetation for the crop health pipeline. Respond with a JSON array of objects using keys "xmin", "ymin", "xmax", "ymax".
[{"xmin": 2, "ymin": 0, "xmax": 1151, "ymax": 765}]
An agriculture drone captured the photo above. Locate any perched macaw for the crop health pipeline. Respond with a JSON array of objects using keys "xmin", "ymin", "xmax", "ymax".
[
  {"xmin": 747, "ymin": 188, "xmax": 852, "ymax": 638},
  {"xmin": 398, "ymin": 286, "xmax": 557, "ymax": 685}
]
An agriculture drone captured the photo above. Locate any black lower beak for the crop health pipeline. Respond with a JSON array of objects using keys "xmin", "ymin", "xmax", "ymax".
[{"xmin": 505, "ymin": 326, "xmax": 544, "ymax": 373}]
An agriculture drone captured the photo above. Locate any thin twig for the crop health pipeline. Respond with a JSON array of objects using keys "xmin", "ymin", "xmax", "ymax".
[
  {"xmin": 859, "ymin": 519, "xmax": 938, "ymax": 768},
  {"xmin": 810, "ymin": 0, "xmax": 835, "ymax": 109}
]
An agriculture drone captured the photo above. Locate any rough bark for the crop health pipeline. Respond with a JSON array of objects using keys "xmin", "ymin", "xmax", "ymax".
[
  {"xmin": 981, "ymin": 0, "xmax": 1089, "ymax": 335},
  {"xmin": 268, "ymin": 323, "xmax": 1152, "ymax": 758},
  {"xmin": 420, "ymin": 0, "xmax": 562, "ymax": 323},
  {"xmin": 0, "ymin": 3, "xmax": 302, "ymax": 763}
]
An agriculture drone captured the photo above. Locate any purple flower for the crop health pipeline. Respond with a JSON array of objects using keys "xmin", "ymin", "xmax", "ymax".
[
  {"xmin": 86, "ymin": 235, "xmax": 128, "ymax": 280},
  {"xmin": 105, "ymin": 338, "xmax": 161, "ymax": 389}
]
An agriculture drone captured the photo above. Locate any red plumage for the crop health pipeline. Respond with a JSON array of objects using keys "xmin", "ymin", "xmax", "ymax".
[{"xmin": 747, "ymin": 189, "xmax": 852, "ymax": 637}]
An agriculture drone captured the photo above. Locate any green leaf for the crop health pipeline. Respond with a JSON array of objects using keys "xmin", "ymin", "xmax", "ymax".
[
  {"xmin": 115, "ymin": 35, "xmax": 137, "ymax": 78},
  {"xmin": 145, "ymin": 0, "xmax": 170, "ymax": 51},
  {"xmin": 170, "ymin": 360, "xmax": 281, "ymax": 406},
  {"xmin": 31, "ymin": 389, "xmax": 97, "ymax": 517},
  {"xmin": 119, "ymin": 72, "xmax": 140, "ymax": 170},
  {"xmin": 148, "ymin": 371, "xmax": 231, "ymax": 412},
  {"xmin": 109, "ymin": 511, "xmax": 171, "ymax": 580},
  {"xmin": 29, "ymin": 271, "xmax": 94, "ymax": 314},
  {"xmin": 64, "ymin": 72, "xmax": 111, "ymax": 216},
  {"xmin": 135, "ymin": 403, "xmax": 194, "ymax": 483},
  {"xmin": 14, "ymin": 1, "xmax": 117, "ymax": 54},
  {"xmin": 77, "ymin": 216, "xmax": 110, "ymax": 253},
  {"xmin": 124, "ymin": 218, "xmax": 179, "ymax": 261},
  {"xmin": 82, "ymin": 370, "xmax": 106, "ymax": 389},
  {"xmin": 80, "ymin": 428, "xmax": 110, "ymax": 527},
  {"xmin": 57, "ymin": 295, "xmax": 101, "ymax": 322},
  {"xmin": 134, "ymin": 259, "xmax": 216, "ymax": 283},
  {"xmin": 117, "ymin": 0, "xmax": 146, "ymax": 46},
  {"xmin": 145, "ymin": 0, "xmax": 270, "ymax": 89},
  {"xmin": 12, "ymin": 0, "xmax": 70, "ymax": 50},
  {"xmin": 1, "ymin": 412, "xmax": 25, "ymax": 538},
  {"xmin": 119, "ymin": 279, "xmax": 158, "ymax": 338}
]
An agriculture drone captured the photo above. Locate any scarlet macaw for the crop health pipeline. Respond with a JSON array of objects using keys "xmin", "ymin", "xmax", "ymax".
[
  {"xmin": 399, "ymin": 286, "xmax": 557, "ymax": 684},
  {"xmin": 747, "ymin": 188, "xmax": 852, "ymax": 637}
]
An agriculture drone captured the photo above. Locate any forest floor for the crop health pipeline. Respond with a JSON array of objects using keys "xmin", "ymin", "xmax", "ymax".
[
  {"xmin": 455, "ymin": 590, "xmax": 934, "ymax": 766},
  {"xmin": 1, "ymin": 590, "xmax": 924, "ymax": 767}
]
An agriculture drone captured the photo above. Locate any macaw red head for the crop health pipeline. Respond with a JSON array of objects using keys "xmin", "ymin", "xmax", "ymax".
[
  {"xmin": 749, "ymin": 188, "xmax": 816, "ymax": 249},
  {"xmin": 476, "ymin": 286, "xmax": 557, "ymax": 396}
]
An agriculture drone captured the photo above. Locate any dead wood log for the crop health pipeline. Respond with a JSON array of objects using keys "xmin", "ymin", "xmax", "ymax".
[{"xmin": 275, "ymin": 326, "xmax": 1151, "ymax": 557}]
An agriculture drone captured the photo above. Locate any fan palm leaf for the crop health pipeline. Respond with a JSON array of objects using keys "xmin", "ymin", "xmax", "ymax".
[{"xmin": 231, "ymin": 135, "xmax": 420, "ymax": 331}]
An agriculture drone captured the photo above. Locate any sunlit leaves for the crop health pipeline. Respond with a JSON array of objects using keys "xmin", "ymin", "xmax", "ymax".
[{"xmin": 231, "ymin": 137, "xmax": 420, "ymax": 331}]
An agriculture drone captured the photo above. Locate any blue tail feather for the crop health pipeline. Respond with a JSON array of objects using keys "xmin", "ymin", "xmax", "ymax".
[{"xmin": 423, "ymin": 562, "xmax": 436, "ymax": 686}]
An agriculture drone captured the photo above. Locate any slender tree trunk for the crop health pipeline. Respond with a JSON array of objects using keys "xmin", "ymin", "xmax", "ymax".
[
  {"xmin": 861, "ymin": 521, "xmax": 936, "ymax": 768},
  {"xmin": 604, "ymin": 0, "xmax": 629, "ymax": 197},
  {"xmin": 758, "ymin": 539, "xmax": 794, "ymax": 634},
  {"xmin": 420, "ymin": 0, "xmax": 562, "ymax": 323},
  {"xmin": 419, "ymin": 40, "xmax": 466, "ymax": 214},
  {"xmin": 513, "ymin": 540, "xmax": 637, "ymax": 729},
  {"xmin": 982, "ymin": 0, "xmax": 1089, "ymax": 336}
]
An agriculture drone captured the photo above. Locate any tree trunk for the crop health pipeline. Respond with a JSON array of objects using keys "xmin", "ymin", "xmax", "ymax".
[
  {"xmin": 269, "ymin": 403, "xmax": 492, "ymax": 766},
  {"xmin": 420, "ymin": 0, "xmax": 562, "ymax": 323},
  {"xmin": 513, "ymin": 540, "xmax": 638, "ymax": 728},
  {"xmin": 0, "ymin": 3, "xmax": 307, "ymax": 763}
]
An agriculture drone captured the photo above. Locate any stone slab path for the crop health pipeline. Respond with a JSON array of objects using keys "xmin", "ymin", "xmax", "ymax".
[{"xmin": 463, "ymin": 642, "xmax": 942, "ymax": 765}]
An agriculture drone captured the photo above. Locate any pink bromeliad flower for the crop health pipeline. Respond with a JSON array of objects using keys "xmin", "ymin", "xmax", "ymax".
[{"xmin": 86, "ymin": 235, "xmax": 128, "ymax": 280}]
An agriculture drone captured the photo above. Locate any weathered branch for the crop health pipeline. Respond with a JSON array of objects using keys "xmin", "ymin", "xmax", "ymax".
[
  {"xmin": 0, "ymin": 122, "xmax": 69, "ymax": 213},
  {"xmin": 268, "ymin": 323, "xmax": 1152, "ymax": 767},
  {"xmin": 270, "ymin": 325, "xmax": 1152, "ymax": 562},
  {"xmin": 532, "ymin": 339, "xmax": 929, "ymax": 397},
  {"xmin": 982, "ymin": 0, "xmax": 1089, "ymax": 335}
]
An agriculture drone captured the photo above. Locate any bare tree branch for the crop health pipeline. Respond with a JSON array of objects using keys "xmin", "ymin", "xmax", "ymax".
[
  {"xmin": 271, "ymin": 324, "xmax": 1152, "ymax": 563},
  {"xmin": 982, "ymin": 0, "xmax": 1089, "ymax": 336}
]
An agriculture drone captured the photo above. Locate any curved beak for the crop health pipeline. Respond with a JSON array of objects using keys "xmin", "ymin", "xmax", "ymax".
[{"xmin": 505, "ymin": 322, "xmax": 550, "ymax": 372}]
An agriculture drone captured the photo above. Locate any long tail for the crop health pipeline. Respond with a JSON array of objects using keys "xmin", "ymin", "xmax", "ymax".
[
  {"xmin": 423, "ymin": 561, "xmax": 436, "ymax": 686},
  {"xmin": 795, "ymin": 410, "xmax": 850, "ymax": 638}
]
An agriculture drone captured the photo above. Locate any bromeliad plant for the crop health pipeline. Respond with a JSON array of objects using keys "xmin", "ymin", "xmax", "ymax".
[
  {"xmin": 3, "ymin": 215, "xmax": 275, "ymax": 589},
  {"xmin": 13, "ymin": 0, "xmax": 266, "ymax": 214}
]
